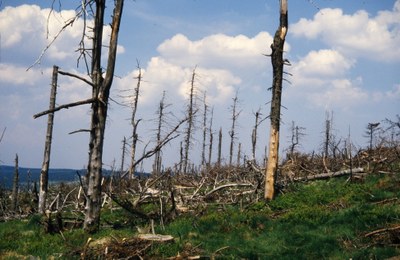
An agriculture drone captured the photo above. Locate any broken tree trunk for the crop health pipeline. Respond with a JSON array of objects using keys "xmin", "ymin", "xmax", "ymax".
[
  {"xmin": 84, "ymin": 0, "xmax": 124, "ymax": 233},
  {"xmin": 280, "ymin": 168, "xmax": 365, "ymax": 183},
  {"xmin": 265, "ymin": 0, "xmax": 288, "ymax": 200},
  {"xmin": 38, "ymin": 65, "xmax": 58, "ymax": 213}
]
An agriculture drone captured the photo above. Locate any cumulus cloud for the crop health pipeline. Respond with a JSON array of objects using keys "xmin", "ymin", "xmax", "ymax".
[
  {"xmin": 157, "ymin": 32, "xmax": 280, "ymax": 69},
  {"xmin": 290, "ymin": 1, "xmax": 400, "ymax": 61},
  {"xmin": 116, "ymin": 32, "xmax": 272, "ymax": 106},
  {"xmin": 288, "ymin": 49, "xmax": 367, "ymax": 109},
  {"xmin": 0, "ymin": 4, "xmax": 125, "ymax": 66}
]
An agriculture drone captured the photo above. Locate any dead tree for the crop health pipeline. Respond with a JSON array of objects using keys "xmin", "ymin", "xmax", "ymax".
[
  {"xmin": 201, "ymin": 92, "xmax": 208, "ymax": 168},
  {"xmin": 265, "ymin": 0, "xmax": 288, "ymax": 200},
  {"xmin": 32, "ymin": 1, "xmax": 124, "ymax": 233},
  {"xmin": 287, "ymin": 121, "xmax": 305, "ymax": 159},
  {"xmin": 229, "ymin": 91, "xmax": 241, "ymax": 165},
  {"xmin": 251, "ymin": 108, "xmax": 267, "ymax": 161},
  {"xmin": 129, "ymin": 67, "xmax": 142, "ymax": 179},
  {"xmin": 237, "ymin": 142, "xmax": 242, "ymax": 166},
  {"xmin": 365, "ymin": 122, "xmax": 380, "ymax": 151},
  {"xmin": 208, "ymin": 107, "xmax": 214, "ymax": 166},
  {"xmin": 183, "ymin": 68, "xmax": 197, "ymax": 174},
  {"xmin": 38, "ymin": 65, "xmax": 58, "ymax": 214},
  {"xmin": 323, "ymin": 111, "xmax": 333, "ymax": 158},
  {"xmin": 11, "ymin": 154, "xmax": 19, "ymax": 212},
  {"xmin": 120, "ymin": 136, "xmax": 127, "ymax": 176},
  {"xmin": 153, "ymin": 91, "xmax": 168, "ymax": 174},
  {"xmin": 217, "ymin": 127, "xmax": 223, "ymax": 166}
]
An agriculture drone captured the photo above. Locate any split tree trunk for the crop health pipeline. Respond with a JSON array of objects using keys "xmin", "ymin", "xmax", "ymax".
[
  {"xmin": 38, "ymin": 65, "xmax": 58, "ymax": 213},
  {"xmin": 84, "ymin": 0, "xmax": 124, "ymax": 233},
  {"xmin": 265, "ymin": 0, "xmax": 288, "ymax": 200}
]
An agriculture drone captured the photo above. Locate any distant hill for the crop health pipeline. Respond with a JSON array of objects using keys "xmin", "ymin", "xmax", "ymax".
[{"xmin": 0, "ymin": 165, "xmax": 82, "ymax": 189}]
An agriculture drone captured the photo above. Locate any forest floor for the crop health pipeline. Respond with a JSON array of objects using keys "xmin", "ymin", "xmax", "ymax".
[{"xmin": 0, "ymin": 172, "xmax": 399, "ymax": 259}]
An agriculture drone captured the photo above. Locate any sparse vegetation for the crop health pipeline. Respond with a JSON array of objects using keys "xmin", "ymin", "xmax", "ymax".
[{"xmin": 1, "ymin": 165, "xmax": 399, "ymax": 259}]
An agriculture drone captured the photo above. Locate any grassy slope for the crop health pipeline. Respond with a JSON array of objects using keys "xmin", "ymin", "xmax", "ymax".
[{"xmin": 1, "ymin": 173, "xmax": 399, "ymax": 259}]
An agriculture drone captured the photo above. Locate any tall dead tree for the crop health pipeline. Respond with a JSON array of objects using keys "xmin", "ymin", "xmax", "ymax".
[
  {"xmin": 120, "ymin": 136, "xmax": 127, "ymax": 175},
  {"xmin": 129, "ymin": 67, "xmax": 142, "ymax": 179},
  {"xmin": 32, "ymin": 0, "xmax": 124, "ymax": 233},
  {"xmin": 84, "ymin": 0, "xmax": 124, "ymax": 233},
  {"xmin": 265, "ymin": 0, "xmax": 288, "ymax": 200},
  {"xmin": 217, "ymin": 127, "xmax": 223, "ymax": 166},
  {"xmin": 208, "ymin": 107, "xmax": 214, "ymax": 166},
  {"xmin": 183, "ymin": 68, "xmax": 197, "ymax": 174},
  {"xmin": 38, "ymin": 65, "xmax": 58, "ymax": 213},
  {"xmin": 201, "ymin": 92, "xmax": 208, "ymax": 168},
  {"xmin": 229, "ymin": 92, "xmax": 241, "ymax": 165},
  {"xmin": 153, "ymin": 91, "xmax": 168, "ymax": 174},
  {"xmin": 11, "ymin": 154, "xmax": 19, "ymax": 212}
]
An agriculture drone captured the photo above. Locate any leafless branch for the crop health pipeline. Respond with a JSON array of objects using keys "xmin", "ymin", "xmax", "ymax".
[
  {"xmin": 33, "ymin": 97, "xmax": 95, "ymax": 119},
  {"xmin": 58, "ymin": 70, "xmax": 93, "ymax": 87}
]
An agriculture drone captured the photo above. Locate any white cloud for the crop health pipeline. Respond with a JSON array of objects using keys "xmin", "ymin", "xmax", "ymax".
[
  {"xmin": 292, "ymin": 49, "xmax": 354, "ymax": 79},
  {"xmin": 0, "ymin": 4, "xmax": 125, "ymax": 66},
  {"xmin": 157, "ymin": 32, "xmax": 279, "ymax": 69},
  {"xmin": 290, "ymin": 2, "xmax": 400, "ymax": 62}
]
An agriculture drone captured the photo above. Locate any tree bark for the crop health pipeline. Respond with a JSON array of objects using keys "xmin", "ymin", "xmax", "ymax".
[
  {"xmin": 84, "ymin": 0, "xmax": 124, "ymax": 233},
  {"xmin": 38, "ymin": 65, "xmax": 58, "ymax": 213},
  {"xmin": 265, "ymin": 0, "xmax": 288, "ymax": 200}
]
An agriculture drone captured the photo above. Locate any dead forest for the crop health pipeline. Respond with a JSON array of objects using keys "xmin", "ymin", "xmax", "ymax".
[{"xmin": 0, "ymin": 1, "xmax": 399, "ymax": 257}]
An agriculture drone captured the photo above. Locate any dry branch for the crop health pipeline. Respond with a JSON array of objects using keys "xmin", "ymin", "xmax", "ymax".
[
  {"xmin": 365, "ymin": 225, "xmax": 400, "ymax": 237},
  {"xmin": 58, "ymin": 70, "xmax": 93, "ymax": 87},
  {"xmin": 33, "ymin": 97, "xmax": 95, "ymax": 119},
  {"xmin": 287, "ymin": 167, "xmax": 365, "ymax": 182}
]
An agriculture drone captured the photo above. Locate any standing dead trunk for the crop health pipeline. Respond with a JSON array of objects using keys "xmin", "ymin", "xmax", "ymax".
[
  {"xmin": 183, "ymin": 68, "xmax": 197, "ymax": 174},
  {"xmin": 120, "ymin": 136, "xmax": 126, "ymax": 176},
  {"xmin": 208, "ymin": 107, "xmax": 214, "ymax": 166},
  {"xmin": 217, "ymin": 127, "xmax": 222, "ymax": 166},
  {"xmin": 201, "ymin": 92, "xmax": 208, "ymax": 168},
  {"xmin": 265, "ymin": 0, "xmax": 288, "ymax": 200},
  {"xmin": 153, "ymin": 91, "xmax": 166, "ymax": 174},
  {"xmin": 11, "ymin": 154, "xmax": 19, "ymax": 212},
  {"xmin": 229, "ymin": 92, "xmax": 240, "ymax": 166},
  {"xmin": 251, "ymin": 109, "xmax": 261, "ymax": 160},
  {"xmin": 129, "ymin": 67, "xmax": 142, "ymax": 179},
  {"xmin": 38, "ymin": 65, "xmax": 58, "ymax": 213},
  {"xmin": 84, "ymin": 0, "xmax": 124, "ymax": 233}
]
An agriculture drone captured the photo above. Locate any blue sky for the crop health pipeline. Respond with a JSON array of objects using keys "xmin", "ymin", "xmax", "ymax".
[{"xmin": 0, "ymin": 0, "xmax": 399, "ymax": 171}]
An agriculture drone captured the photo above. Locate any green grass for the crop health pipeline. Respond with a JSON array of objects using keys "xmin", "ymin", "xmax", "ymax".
[{"xmin": 1, "ymin": 173, "xmax": 399, "ymax": 259}]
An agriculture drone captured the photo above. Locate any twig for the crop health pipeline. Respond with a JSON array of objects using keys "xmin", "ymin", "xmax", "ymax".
[{"xmin": 365, "ymin": 225, "xmax": 400, "ymax": 237}]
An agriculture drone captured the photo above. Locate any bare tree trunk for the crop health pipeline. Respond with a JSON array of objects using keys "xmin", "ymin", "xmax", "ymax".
[
  {"xmin": 324, "ymin": 111, "xmax": 333, "ymax": 158},
  {"xmin": 201, "ymin": 92, "xmax": 208, "ymax": 168},
  {"xmin": 265, "ymin": 0, "xmax": 288, "ymax": 200},
  {"xmin": 129, "ymin": 67, "xmax": 142, "ymax": 179},
  {"xmin": 120, "ymin": 136, "xmax": 126, "ymax": 175},
  {"xmin": 11, "ymin": 154, "xmax": 19, "ymax": 212},
  {"xmin": 217, "ymin": 127, "xmax": 222, "ymax": 166},
  {"xmin": 252, "ymin": 109, "xmax": 261, "ymax": 160},
  {"xmin": 84, "ymin": 0, "xmax": 124, "ymax": 233},
  {"xmin": 237, "ymin": 142, "xmax": 242, "ymax": 166},
  {"xmin": 229, "ymin": 92, "xmax": 240, "ymax": 166},
  {"xmin": 38, "ymin": 65, "xmax": 58, "ymax": 213},
  {"xmin": 153, "ymin": 91, "xmax": 166, "ymax": 174},
  {"xmin": 183, "ymin": 68, "xmax": 197, "ymax": 174},
  {"xmin": 208, "ymin": 107, "xmax": 214, "ymax": 166}
]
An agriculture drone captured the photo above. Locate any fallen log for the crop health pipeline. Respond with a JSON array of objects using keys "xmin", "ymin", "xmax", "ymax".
[
  {"xmin": 283, "ymin": 167, "xmax": 365, "ymax": 183},
  {"xmin": 137, "ymin": 234, "xmax": 174, "ymax": 242}
]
